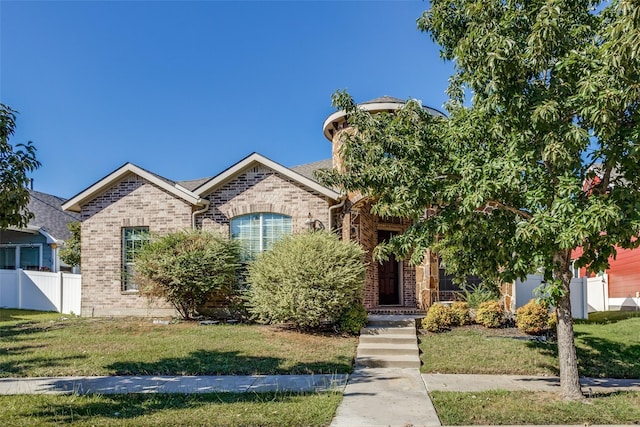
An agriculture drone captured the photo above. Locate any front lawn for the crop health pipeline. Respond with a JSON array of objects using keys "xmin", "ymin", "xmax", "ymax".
[
  {"xmin": 0, "ymin": 309, "xmax": 357, "ymax": 377},
  {"xmin": 0, "ymin": 391, "xmax": 341, "ymax": 427},
  {"xmin": 420, "ymin": 311, "xmax": 640, "ymax": 378}
]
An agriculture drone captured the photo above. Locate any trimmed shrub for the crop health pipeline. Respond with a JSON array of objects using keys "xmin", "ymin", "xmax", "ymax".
[
  {"xmin": 422, "ymin": 303, "xmax": 453, "ymax": 332},
  {"xmin": 516, "ymin": 299, "xmax": 551, "ymax": 335},
  {"xmin": 136, "ymin": 230, "xmax": 241, "ymax": 320},
  {"xmin": 450, "ymin": 301, "xmax": 470, "ymax": 326},
  {"xmin": 246, "ymin": 231, "xmax": 365, "ymax": 331},
  {"xmin": 475, "ymin": 300, "xmax": 504, "ymax": 328},
  {"xmin": 338, "ymin": 303, "xmax": 368, "ymax": 335}
]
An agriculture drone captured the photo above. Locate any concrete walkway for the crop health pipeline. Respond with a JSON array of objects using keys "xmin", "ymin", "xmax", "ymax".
[
  {"xmin": 0, "ymin": 374, "xmax": 348, "ymax": 395},
  {"xmin": 331, "ymin": 367, "xmax": 441, "ymax": 427},
  {"xmin": 332, "ymin": 315, "xmax": 441, "ymax": 427},
  {"xmin": 423, "ymin": 373, "xmax": 640, "ymax": 393},
  {"xmin": 1, "ymin": 373, "xmax": 639, "ymax": 427}
]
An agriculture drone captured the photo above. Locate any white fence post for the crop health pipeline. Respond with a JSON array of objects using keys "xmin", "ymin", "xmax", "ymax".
[
  {"xmin": 59, "ymin": 272, "xmax": 64, "ymax": 313},
  {"xmin": 18, "ymin": 268, "xmax": 23, "ymax": 309}
]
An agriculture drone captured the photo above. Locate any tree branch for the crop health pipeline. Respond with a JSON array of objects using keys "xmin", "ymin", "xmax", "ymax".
[{"xmin": 485, "ymin": 200, "xmax": 533, "ymax": 219}]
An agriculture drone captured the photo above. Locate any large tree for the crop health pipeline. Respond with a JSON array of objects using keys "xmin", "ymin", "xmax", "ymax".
[
  {"xmin": 322, "ymin": 0, "xmax": 640, "ymax": 400},
  {"xmin": 0, "ymin": 104, "xmax": 41, "ymax": 229}
]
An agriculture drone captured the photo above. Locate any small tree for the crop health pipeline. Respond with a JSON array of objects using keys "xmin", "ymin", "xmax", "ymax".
[
  {"xmin": 59, "ymin": 222, "xmax": 81, "ymax": 268},
  {"xmin": 246, "ymin": 231, "xmax": 366, "ymax": 331},
  {"xmin": 1, "ymin": 104, "xmax": 40, "ymax": 229},
  {"xmin": 135, "ymin": 230, "xmax": 240, "ymax": 319}
]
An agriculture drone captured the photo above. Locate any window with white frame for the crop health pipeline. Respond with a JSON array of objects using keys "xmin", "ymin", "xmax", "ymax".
[
  {"xmin": 0, "ymin": 245, "xmax": 42, "ymax": 270},
  {"xmin": 230, "ymin": 213, "xmax": 292, "ymax": 259},
  {"xmin": 122, "ymin": 227, "xmax": 149, "ymax": 291}
]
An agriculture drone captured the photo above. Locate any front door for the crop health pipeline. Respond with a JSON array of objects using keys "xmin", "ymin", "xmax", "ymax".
[{"xmin": 378, "ymin": 230, "xmax": 400, "ymax": 305}]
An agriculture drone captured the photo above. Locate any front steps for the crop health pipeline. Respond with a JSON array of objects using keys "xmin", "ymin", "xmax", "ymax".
[{"xmin": 355, "ymin": 315, "xmax": 421, "ymax": 369}]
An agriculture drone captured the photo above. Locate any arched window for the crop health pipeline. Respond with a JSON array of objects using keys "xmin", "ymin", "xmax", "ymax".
[{"xmin": 230, "ymin": 213, "xmax": 292, "ymax": 258}]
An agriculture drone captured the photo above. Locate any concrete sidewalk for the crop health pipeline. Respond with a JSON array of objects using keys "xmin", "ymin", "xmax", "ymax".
[
  {"xmin": 423, "ymin": 373, "xmax": 640, "ymax": 393},
  {"xmin": 0, "ymin": 374, "xmax": 348, "ymax": 395}
]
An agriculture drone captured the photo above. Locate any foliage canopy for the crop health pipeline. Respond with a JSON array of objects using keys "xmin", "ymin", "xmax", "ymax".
[
  {"xmin": 0, "ymin": 104, "xmax": 40, "ymax": 229},
  {"xmin": 59, "ymin": 222, "xmax": 81, "ymax": 268}
]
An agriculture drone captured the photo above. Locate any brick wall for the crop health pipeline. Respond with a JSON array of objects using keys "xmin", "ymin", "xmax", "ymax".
[
  {"xmin": 346, "ymin": 200, "xmax": 418, "ymax": 309},
  {"xmin": 198, "ymin": 165, "xmax": 333, "ymax": 234},
  {"xmin": 80, "ymin": 173, "xmax": 192, "ymax": 317}
]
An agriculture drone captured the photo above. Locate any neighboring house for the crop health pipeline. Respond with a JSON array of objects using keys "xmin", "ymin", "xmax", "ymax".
[
  {"xmin": 568, "ymin": 166, "xmax": 640, "ymax": 311},
  {"xmin": 0, "ymin": 189, "xmax": 80, "ymax": 273},
  {"xmin": 61, "ymin": 96, "xmax": 461, "ymax": 317},
  {"xmin": 572, "ymin": 245, "xmax": 640, "ymax": 311}
]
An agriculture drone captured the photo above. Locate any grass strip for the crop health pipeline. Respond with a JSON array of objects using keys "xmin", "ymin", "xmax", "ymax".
[
  {"xmin": 0, "ymin": 391, "xmax": 341, "ymax": 427},
  {"xmin": 430, "ymin": 390, "xmax": 640, "ymax": 425}
]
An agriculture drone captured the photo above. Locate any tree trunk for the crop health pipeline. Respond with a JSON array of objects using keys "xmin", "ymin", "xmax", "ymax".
[{"xmin": 553, "ymin": 251, "xmax": 584, "ymax": 400}]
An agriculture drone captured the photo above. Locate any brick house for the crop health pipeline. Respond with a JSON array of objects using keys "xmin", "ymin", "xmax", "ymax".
[{"xmin": 62, "ymin": 96, "xmax": 451, "ymax": 317}]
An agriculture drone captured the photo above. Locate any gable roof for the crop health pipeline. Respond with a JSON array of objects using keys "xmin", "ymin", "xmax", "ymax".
[
  {"xmin": 193, "ymin": 153, "xmax": 341, "ymax": 200},
  {"xmin": 25, "ymin": 190, "xmax": 81, "ymax": 241},
  {"xmin": 62, "ymin": 163, "xmax": 204, "ymax": 213}
]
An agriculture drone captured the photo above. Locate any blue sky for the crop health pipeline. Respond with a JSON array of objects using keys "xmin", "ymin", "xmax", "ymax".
[{"xmin": 1, "ymin": 0, "xmax": 454, "ymax": 198}]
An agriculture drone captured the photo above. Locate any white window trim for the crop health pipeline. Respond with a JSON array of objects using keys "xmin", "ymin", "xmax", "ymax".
[
  {"xmin": 230, "ymin": 213, "xmax": 292, "ymax": 258},
  {"xmin": 122, "ymin": 227, "xmax": 149, "ymax": 292},
  {"xmin": 0, "ymin": 244, "xmax": 43, "ymax": 270}
]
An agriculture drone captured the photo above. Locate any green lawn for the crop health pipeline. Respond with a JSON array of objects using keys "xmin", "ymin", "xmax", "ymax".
[
  {"xmin": 431, "ymin": 390, "xmax": 640, "ymax": 425},
  {"xmin": 420, "ymin": 312, "xmax": 640, "ymax": 378},
  {"xmin": 422, "ymin": 311, "xmax": 640, "ymax": 425},
  {"xmin": 0, "ymin": 309, "xmax": 357, "ymax": 377},
  {"xmin": 0, "ymin": 392, "xmax": 341, "ymax": 427}
]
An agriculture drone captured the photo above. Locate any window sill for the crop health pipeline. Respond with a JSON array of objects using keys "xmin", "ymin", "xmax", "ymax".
[{"xmin": 121, "ymin": 290, "xmax": 140, "ymax": 295}]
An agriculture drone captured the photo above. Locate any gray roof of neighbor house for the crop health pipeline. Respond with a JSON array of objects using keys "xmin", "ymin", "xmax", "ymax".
[
  {"xmin": 291, "ymin": 159, "xmax": 333, "ymax": 183},
  {"xmin": 27, "ymin": 190, "xmax": 81, "ymax": 240}
]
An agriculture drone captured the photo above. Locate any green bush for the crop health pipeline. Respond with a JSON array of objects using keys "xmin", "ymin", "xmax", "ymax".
[
  {"xmin": 475, "ymin": 300, "xmax": 504, "ymax": 328},
  {"xmin": 450, "ymin": 301, "xmax": 470, "ymax": 326},
  {"xmin": 422, "ymin": 303, "xmax": 453, "ymax": 332},
  {"xmin": 246, "ymin": 231, "xmax": 365, "ymax": 331},
  {"xmin": 516, "ymin": 299, "xmax": 551, "ymax": 335},
  {"xmin": 338, "ymin": 303, "xmax": 368, "ymax": 335},
  {"xmin": 135, "ymin": 230, "xmax": 240, "ymax": 319}
]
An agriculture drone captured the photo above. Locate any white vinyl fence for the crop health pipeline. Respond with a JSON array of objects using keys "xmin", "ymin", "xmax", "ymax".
[
  {"xmin": 0, "ymin": 269, "xmax": 81, "ymax": 315},
  {"xmin": 514, "ymin": 274, "xmax": 607, "ymax": 319}
]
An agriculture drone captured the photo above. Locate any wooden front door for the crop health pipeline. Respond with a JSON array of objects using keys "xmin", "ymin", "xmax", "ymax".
[{"xmin": 378, "ymin": 230, "xmax": 400, "ymax": 305}]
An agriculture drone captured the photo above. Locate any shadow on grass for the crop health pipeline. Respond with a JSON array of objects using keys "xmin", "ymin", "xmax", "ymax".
[
  {"xmin": 0, "ymin": 354, "xmax": 88, "ymax": 377},
  {"xmin": 106, "ymin": 349, "xmax": 351, "ymax": 376},
  {"xmin": 0, "ymin": 315, "xmax": 76, "ymax": 340},
  {"xmin": 574, "ymin": 332, "xmax": 640, "ymax": 379},
  {"xmin": 25, "ymin": 392, "xmax": 312, "ymax": 423}
]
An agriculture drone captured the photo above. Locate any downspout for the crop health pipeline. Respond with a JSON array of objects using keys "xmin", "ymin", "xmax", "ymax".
[
  {"xmin": 192, "ymin": 199, "xmax": 211, "ymax": 230},
  {"xmin": 328, "ymin": 197, "xmax": 347, "ymax": 233}
]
